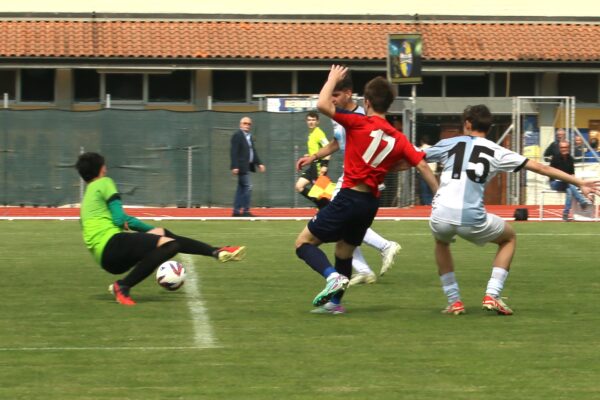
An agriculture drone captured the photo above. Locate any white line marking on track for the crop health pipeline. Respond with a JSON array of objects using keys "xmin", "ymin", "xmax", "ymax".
[
  {"xmin": 0, "ymin": 346, "xmax": 214, "ymax": 352},
  {"xmin": 180, "ymin": 254, "xmax": 219, "ymax": 349}
]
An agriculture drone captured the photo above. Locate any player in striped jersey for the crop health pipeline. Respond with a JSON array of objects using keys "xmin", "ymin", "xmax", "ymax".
[{"xmin": 425, "ymin": 104, "xmax": 600, "ymax": 315}]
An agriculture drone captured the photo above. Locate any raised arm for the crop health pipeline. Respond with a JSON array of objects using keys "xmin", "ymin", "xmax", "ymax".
[
  {"xmin": 525, "ymin": 159, "xmax": 600, "ymax": 199},
  {"xmin": 317, "ymin": 65, "xmax": 348, "ymax": 118}
]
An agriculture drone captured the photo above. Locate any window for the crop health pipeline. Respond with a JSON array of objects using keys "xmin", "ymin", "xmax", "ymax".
[
  {"xmin": 21, "ymin": 69, "xmax": 55, "ymax": 102},
  {"xmin": 74, "ymin": 70, "xmax": 100, "ymax": 102},
  {"xmin": 213, "ymin": 71, "xmax": 246, "ymax": 102},
  {"xmin": 252, "ymin": 71, "xmax": 292, "ymax": 95},
  {"xmin": 148, "ymin": 71, "xmax": 192, "ymax": 102},
  {"xmin": 558, "ymin": 73, "xmax": 599, "ymax": 103},
  {"xmin": 105, "ymin": 73, "xmax": 143, "ymax": 101},
  {"xmin": 0, "ymin": 70, "xmax": 16, "ymax": 100},
  {"xmin": 446, "ymin": 75, "xmax": 488, "ymax": 97},
  {"xmin": 418, "ymin": 76, "xmax": 442, "ymax": 97},
  {"xmin": 395, "ymin": 84, "xmax": 412, "ymax": 97},
  {"xmin": 495, "ymin": 73, "xmax": 536, "ymax": 97},
  {"xmin": 297, "ymin": 71, "xmax": 328, "ymax": 94}
]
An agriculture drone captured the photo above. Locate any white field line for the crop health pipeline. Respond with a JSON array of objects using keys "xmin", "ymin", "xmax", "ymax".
[
  {"xmin": 0, "ymin": 346, "xmax": 211, "ymax": 352},
  {"xmin": 180, "ymin": 254, "xmax": 219, "ymax": 349},
  {"xmin": 0, "ymin": 255, "xmax": 219, "ymax": 353}
]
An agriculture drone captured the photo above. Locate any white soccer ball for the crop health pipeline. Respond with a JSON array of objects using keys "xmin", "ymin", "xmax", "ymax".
[{"xmin": 156, "ymin": 260, "xmax": 186, "ymax": 291}]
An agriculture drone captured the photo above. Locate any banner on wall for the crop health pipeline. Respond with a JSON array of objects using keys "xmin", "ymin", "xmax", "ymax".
[
  {"xmin": 387, "ymin": 34, "xmax": 423, "ymax": 85},
  {"xmin": 266, "ymin": 98, "xmax": 318, "ymax": 113}
]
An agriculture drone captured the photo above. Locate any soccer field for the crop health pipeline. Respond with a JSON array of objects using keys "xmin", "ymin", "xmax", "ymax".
[{"xmin": 1, "ymin": 220, "xmax": 599, "ymax": 400}]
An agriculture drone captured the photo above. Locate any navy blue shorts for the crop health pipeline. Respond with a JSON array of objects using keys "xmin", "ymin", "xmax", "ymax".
[{"xmin": 307, "ymin": 188, "xmax": 379, "ymax": 246}]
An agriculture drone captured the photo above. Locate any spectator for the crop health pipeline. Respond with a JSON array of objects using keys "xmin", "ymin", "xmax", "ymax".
[
  {"xmin": 230, "ymin": 116, "xmax": 266, "ymax": 217},
  {"xmin": 543, "ymin": 128, "xmax": 566, "ymax": 162},
  {"xmin": 573, "ymin": 135, "xmax": 586, "ymax": 162},
  {"xmin": 549, "ymin": 141, "xmax": 593, "ymax": 221}
]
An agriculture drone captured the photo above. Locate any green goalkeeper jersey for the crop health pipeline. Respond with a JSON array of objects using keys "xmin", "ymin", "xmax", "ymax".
[{"xmin": 80, "ymin": 177, "xmax": 122, "ymax": 264}]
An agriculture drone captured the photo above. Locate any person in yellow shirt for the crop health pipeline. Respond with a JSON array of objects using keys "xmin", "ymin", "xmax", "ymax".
[{"xmin": 295, "ymin": 111, "xmax": 332, "ymax": 209}]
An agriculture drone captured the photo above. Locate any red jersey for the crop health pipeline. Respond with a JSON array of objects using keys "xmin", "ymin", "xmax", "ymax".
[{"xmin": 334, "ymin": 111, "xmax": 425, "ymax": 197}]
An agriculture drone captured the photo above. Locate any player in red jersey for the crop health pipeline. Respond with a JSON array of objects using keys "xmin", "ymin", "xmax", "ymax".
[{"xmin": 295, "ymin": 65, "xmax": 438, "ymax": 314}]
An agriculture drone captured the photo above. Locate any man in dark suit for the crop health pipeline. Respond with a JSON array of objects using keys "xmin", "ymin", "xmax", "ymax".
[{"xmin": 230, "ymin": 116, "xmax": 266, "ymax": 217}]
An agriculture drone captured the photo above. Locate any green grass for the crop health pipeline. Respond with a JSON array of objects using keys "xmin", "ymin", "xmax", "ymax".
[{"xmin": 0, "ymin": 220, "xmax": 599, "ymax": 400}]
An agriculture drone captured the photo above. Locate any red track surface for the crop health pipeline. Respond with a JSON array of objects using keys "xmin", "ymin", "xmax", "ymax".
[{"xmin": 0, "ymin": 205, "xmax": 567, "ymax": 220}]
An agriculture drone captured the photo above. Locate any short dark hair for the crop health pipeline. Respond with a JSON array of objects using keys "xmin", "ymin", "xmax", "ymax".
[
  {"xmin": 306, "ymin": 111, "xmax": 319, "ymax": 120},
  {"xmin": 333, "ymin": 68, "xmax": 353, "ymax": 92},
  {"xmin": 363, "ymin": 77, "xmax": 395, "ymax": 113},
  {"xmin": 76, "ymin": 152, "xmax": 105, "ymax": 183},
  {"xmin": 462, "ymin": 104, "xmax": 493, "ymax": 133}
]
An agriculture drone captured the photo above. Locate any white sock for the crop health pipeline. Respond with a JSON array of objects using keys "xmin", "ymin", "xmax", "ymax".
[
  {"xmin": 362, "ymin": 228, "xmax": 389, "ymax": 252},
  {"xmin": 352, "ymin": 247, "xmax": 373, "ymax": 275},
  {"xmin": 327, "ymin": 272, "xmax": 340, "ymax": 281},
  {"xmin": 485, "ymin": 267, "xmax": 509, "ymax": 298},
  {"xmin": 440, "ymin": 272, "xmax": 461, "ymax": 304}
]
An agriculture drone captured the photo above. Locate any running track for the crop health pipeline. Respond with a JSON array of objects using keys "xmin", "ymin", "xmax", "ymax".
[{"xmin": 0, "ymin": 205, "xmax": 576, "ymax": 221}]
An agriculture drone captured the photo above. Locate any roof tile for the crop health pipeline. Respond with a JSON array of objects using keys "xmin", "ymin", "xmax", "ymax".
[{"xmin": 0, "ymin": 19, "xmax": 598, "ymax": 62}]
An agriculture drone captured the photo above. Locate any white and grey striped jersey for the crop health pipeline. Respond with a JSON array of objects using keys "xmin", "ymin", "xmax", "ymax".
[{"xmin": 425, "ymin": 135, "xmax": 528, "ymax": 226}]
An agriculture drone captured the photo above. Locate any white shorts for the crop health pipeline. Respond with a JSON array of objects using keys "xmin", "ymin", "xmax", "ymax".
[{"xmin": 429, "ymin": 214, "xmax": 505, "ymax": 246}]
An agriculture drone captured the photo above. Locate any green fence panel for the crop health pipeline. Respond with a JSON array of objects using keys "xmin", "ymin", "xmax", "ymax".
[{"xmin": 0, "ymin": 109, "xmax": 347, "ymax": 207}]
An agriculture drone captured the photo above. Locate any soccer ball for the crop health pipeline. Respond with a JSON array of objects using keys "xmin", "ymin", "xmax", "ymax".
[{"xmin": 156, "ymin": 260, "xmax": 186, "ymax": 291}]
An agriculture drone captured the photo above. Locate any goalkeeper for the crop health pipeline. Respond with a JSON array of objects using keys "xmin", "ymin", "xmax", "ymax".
[{"xmin": 76, "ymin": 152, "xmax": 246, "ymax": 306}]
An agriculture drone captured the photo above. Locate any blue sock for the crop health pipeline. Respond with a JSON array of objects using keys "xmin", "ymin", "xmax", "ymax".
[
  {"xmin": 331, "ymin": 256, "xmax": 353, "ymax": 304},
  {"xmin": 296, "ymin": 243, "xmax": 334, "ymax": 278}
]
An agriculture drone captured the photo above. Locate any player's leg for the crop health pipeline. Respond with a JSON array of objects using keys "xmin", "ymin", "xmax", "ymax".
[
  {"xmin": 349, "ymin": 246, "xmax": 377, "ymax": 286},
  {"xmin": 480, "ymin": 219, "xmax": 515, "ymax": 315},
  {"xmin": 152, "ymin": 228, "xmax": 246, "ymax": 262},
  {"xmin": 297, "ymin": 165, "xmax": 329, "ymax": 209},
  {"xmin": 362, "ymin": 228, "xmax": 402, "ymax": 276},
  {"xmin": 103, "ymin": 233, "xmax": 181, "ymax": 305},
  {"xmin": 295, "ymin": 226, "xmax": 329, "ymax": 276},
  {"xmin": 295, "ymin": 226, "xmax": 348, "ymax": 307},
  {"xmin": 297, "ymin": 193, "xmax": 356, "ymax": 308},
  {"xmin": 430, "ymin": 219, "xmax": 464, "ymax": 315},
  {"xmin": 327, "ymin": 190, "xmax": 379, "ymax": 309},
  {"xmin": 468, "ymin": 215, "xmax": 515, "ymax": 315},
  {"xmin": 295, "ymin": 176, "xmax": 313, "ymax": 199},
  {"xmin": 327, "ymin": 240, "xmax": 356, "ymax": 308},
  {"xmin": 435, "ymin": 240, "xmax": 464, "ymax": 315}
]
